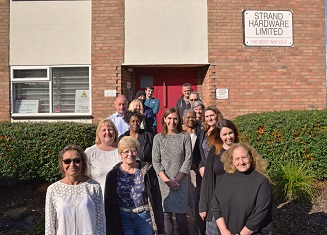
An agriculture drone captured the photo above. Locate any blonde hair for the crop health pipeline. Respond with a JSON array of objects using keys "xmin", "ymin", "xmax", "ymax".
[
  {"xmin": 118, "ymin": 136, "xmax": 141, "ymax": 153},
  {"xmin": 95, "ymin": 119, "xmax": 119, "ymax": 145},
  {"xmin": 129, "ymin": 99, "xmax": 144, "ymax": 114},
  {"xmin": 221, "ymin": 142, "xmax": 268, "ymax": 175}
]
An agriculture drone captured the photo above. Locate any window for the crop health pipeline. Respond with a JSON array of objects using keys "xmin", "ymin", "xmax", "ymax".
[{"xmin": 11, "ymin": 66, "xmax": 91, "ymax": 116}]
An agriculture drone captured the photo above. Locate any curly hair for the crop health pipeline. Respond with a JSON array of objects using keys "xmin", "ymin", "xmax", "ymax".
[
  {"xmin": 123, "ymin": 110, "xmax": 144, "ymax": 124},
  {"xmin": 221, "ymin": 142, "xmax": 268, "ymax": 175},
  {"xmin": 208, "ymin": 119, "xmax": 240, "ymax": 155},
  {"xmin": 58, "ymin": 145, "xmax": 89, "ymax": 178},
  {"xmin": 201, "ymin": 106, "xmax": 224, "ymax": 131}
]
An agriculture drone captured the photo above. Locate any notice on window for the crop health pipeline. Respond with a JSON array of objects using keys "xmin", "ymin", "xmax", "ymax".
[
  {"xmin": 243, "ymin": 10, "xmax": 293, "ymax": 47},
  {"xmin": 15, "ymin": 100, "xmax": 39, "ymax": 113},
  {"xmin": 75, "ymin": 90, "xmax": 90, "ymax": 113}
]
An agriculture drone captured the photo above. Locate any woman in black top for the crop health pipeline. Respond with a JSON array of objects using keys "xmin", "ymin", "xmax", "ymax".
[
  {"xmin": 211, "ymin": 143, "xmax": 272, "ymax": 235},
  {"xmin": 119, "ymin": 110, "xmax": 154, "ymax": 163},
  {"xmin": 199, "ymin": 119, "xmax": 240, "ymax": 235}
]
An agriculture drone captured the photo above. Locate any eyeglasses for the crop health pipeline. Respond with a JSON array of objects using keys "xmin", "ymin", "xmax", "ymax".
[
  {"xmin": 122, "ymin": 149, "xmax": 137, "ymax": 155},
  {"xmin": 62, "ymin": 158, "xmax": 82, "ymax": 165},
  {"xmin": 189, "ymin": 99, "xmax": 198, "ymax": 101}
]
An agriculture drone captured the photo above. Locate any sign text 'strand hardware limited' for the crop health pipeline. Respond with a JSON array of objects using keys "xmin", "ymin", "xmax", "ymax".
[{"xmin": 243, "ymin": 10, "xmax": 293, "ymax": 47}]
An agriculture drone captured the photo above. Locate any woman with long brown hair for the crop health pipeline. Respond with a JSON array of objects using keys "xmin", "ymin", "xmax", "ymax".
[{"xmin": 152, "ymin": 108, "xmax": 192, "ymax": 235}]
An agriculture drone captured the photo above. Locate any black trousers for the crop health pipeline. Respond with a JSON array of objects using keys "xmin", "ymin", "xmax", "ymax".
[{"xmin": 164, "ymin": 212, "xmax": 189, "ymax": 235}]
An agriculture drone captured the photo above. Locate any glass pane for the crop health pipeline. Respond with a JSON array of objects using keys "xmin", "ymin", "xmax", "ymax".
[
  {"xmin": 52, "ymin": 67, "xmax": 90, "ymax": 113},
  {"xmin": 13, "ymin": 69, "xmax": 47, "ymax": 79},
  {"xmin": 140, "ymin": 75, "xmax": 153, "ymax": 89},
  {"xmin": 12, "ymin": 82, "xmax": 50, "ymax": 113}
]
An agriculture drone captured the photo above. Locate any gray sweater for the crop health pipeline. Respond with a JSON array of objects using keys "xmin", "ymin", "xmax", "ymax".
[{"xmin": 152, "ymin": 132, "xmax": 192, "ymax": 213}]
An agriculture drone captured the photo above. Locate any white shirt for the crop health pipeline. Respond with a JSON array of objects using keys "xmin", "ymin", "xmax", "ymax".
[
  {"xmin": 85, "ymin": 145, "xmax": 121, "ymax": 197},
  {"xmin": 45, "ymin": 179, "xmax": 105, "ymax": 235}
]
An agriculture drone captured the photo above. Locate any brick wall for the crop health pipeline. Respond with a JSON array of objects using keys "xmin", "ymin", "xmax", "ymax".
[
  {"xmin": 202, "ymin": 0, "xmax": 326, "ymax": 119},
  {"xmin": 91, "ymin": 0, "xmax": 126, "ymax": 123},
  {"xmin": 0, "ymin": 0, "xmax": 10, "ymax": 121}
]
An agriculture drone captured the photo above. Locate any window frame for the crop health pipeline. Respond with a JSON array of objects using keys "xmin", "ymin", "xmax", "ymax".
[{"xmin": 10, "ymin": 65, "xmax": 92, "ymax": 118}]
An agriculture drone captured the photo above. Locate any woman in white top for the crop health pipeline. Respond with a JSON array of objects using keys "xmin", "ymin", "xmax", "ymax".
[
  {"xmin": 85, "ymin": 119, "xmax": 122, "ymax": 196},
  {"xmin": 45, "ymin": 145, "xmax": 106, "ymax": 235}
]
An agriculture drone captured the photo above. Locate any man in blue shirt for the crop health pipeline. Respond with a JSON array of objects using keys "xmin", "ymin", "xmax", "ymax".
[
  {"xmin": 108, "ymin": 95, "xmax": 130, "ymax": 137},
  {"xmin": 144, "ymin": 85, "xmax": 160, "ymax": 134}
]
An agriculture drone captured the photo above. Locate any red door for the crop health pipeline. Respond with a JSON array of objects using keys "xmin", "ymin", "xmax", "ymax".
[{"xmin": 135, "ymin": 67, "xmax": 197, "ymax": 133}]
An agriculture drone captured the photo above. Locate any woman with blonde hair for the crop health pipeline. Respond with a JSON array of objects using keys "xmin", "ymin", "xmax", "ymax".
[
  {"xmin": 211, "ymin": 142, "xmax": 272, "ymax": 235},
  {"xmin": 129, "ymin": 99, "xmax": 144, "ymax": 114},
  {"xmin": 104, "ymin": 136, "xmax": 164, "ymax": 235},
  {"xmin": 85, "ymin": 119, "xmax": 121, "ymax": 196}
]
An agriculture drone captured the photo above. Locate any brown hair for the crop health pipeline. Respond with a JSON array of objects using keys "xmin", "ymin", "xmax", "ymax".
[
  {"xmin": 201, "ymin": 106, "xmax": 223, "ymax": 131},
  {"xmin": 208, "ymin": 119, "xmax": 240, "ymax": 154},
  {"xmin": 95, "ymin": 119, "xmax": 119, "ymax": 145},
  {"xmin": 58, "ymin": 145, "xmax": 89, "ymax": 177},
  {"xmin": 161, "ymin": 108, "xmax": 182, "ymax": 136}
]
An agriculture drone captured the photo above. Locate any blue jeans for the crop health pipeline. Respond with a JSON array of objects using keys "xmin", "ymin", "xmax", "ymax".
[{"xmin": 120, "ymin": 210, "xmax": 153, "ymax": 235}]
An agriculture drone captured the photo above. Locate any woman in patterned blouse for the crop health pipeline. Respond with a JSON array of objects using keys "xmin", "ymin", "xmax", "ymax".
[
  {"xmin": 104, "ymin": 136, "xmax": 164, "ymax": 235},
  {"xmin": 45, "ymin": 145, "xmax": 106, "ymax": 235}
]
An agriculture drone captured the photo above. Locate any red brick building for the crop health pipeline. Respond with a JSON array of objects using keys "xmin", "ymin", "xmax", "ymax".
[{"xmin": 0, "ymin": 0, "xmax": 325, "ymax": 127}]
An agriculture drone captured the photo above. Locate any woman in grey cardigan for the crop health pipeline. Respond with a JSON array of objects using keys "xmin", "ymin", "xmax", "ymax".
[{"xmin": 152, "ymin": 108, "xmax": 192, "ymax": 235}]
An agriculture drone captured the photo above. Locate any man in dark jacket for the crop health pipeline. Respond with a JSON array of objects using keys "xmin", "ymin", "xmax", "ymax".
[{"xmin": 175, "ymin": 83, "xmax": 193, "ymax": 119}]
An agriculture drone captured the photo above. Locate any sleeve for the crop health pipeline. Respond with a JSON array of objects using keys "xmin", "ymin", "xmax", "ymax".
[
  {"xmin": 148, "ymin": 167, "xmax": 165, "ymax": 234},
  {"xmin": 143, "ymin": 132, "xmax": 154, "ymax": 163},
  {"xmin": 45, "ymin": 185, "xmax": 57, "ymax": 235},
  {"xmin": 199, "ymin": 148, "xmax": 215, "ymax": 212},
  {"xmin": 151, "ymin": 135, "xmax": 164, "ymax": 174},
  {"xmin": 245, "ymin": 177, "xmax": 272, "ymax": 232},
  {"xmin": 94, "ymin": 185, "xmax": 106, "ymax": 235},
  {"xmin": 195, "ymin": 130, "xmax": 206, "ymax": 169},
  {"xmin": 179, "ymin": 134, "xmax": 192, "ymax": 175},
  {"xmin": 211, "ymin": 176, "xmax": 224, "ymax": 220},
  {"xmin": 192, "ymin": 134, "xmax": 201, "ymax": 170},
  {"xmin": 104, "ymin": 170, "xmax": 120, "ymax": 235},
  {"xmin": 153, "ymin": 99, "xmax": 160, "ymax": 114}
]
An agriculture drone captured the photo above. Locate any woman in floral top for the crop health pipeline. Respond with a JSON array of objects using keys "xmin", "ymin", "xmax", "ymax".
[{"xmin": 104, "ymin": 136, "xmax": 164, "ymax": 235}]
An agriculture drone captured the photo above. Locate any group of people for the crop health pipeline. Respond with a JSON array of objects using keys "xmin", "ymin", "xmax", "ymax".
[{"xmin": 45, "ymin": 83, "xmax": 272, "ymax": 235}]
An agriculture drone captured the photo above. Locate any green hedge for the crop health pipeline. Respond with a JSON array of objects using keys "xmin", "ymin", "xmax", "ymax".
[
  {"xmin": 0, "ymin": 121, "xmax": 96, "ymax": 183},
  {"xmin": 233, "ymin": 109, "xmax": 327, "ymax": 180},
  {"xmin": 1, "ymin": 109, "xmax": 326, "ymax": 184}
]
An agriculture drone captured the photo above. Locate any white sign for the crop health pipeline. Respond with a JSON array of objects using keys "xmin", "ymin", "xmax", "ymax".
[
  {"xmin": 104, "ymin": 90, "xmax": 117, "ymax": 97},
  {"xmin": 216, "ymin": 88, "xmax": 229, "ymax": 100},
  {"xmin": 75, "ymin": 90, "xmax": 90, "ymax": 113},
  {"xmin": 243, "ymin": 10, "xmax": 293, "ymax": 47},
  {"xmin": 15, "ymin": 100, "xmax": 39, "ymax": 113}
]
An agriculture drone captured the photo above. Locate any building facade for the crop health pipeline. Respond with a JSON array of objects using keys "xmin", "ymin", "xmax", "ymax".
[{"xmin": 0, "ymin": 0, "xmax": 326, "ymax": 127}]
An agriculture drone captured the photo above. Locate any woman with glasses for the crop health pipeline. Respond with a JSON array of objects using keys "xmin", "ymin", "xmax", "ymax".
[
  {"xmin": 85, "ymin": 119, "xmax": 121, "ymax": 197},
  {"xmin": 45, "ymin": 145, "xmax": 106, "ymax": 235},
  {"xmin": 104, "ymin": 136, "xmax": 164, "ymax": 235},
  {"xmin": 152, "ymin": 108, "xmax": 192, "ymax": 235}
]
